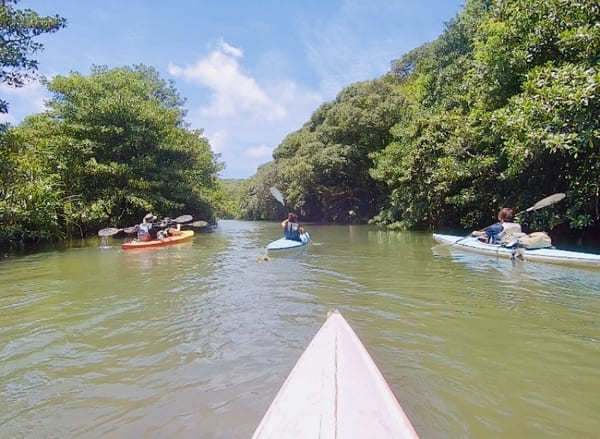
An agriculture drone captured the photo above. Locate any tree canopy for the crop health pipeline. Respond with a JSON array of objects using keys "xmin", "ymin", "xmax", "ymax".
[
  {"xmin": 240, "ymin": 0, "xmax": 600, "ymax": 241},
  {"xmin": 0, "ymin": 65, "xmax": 221, "ymax": 248},
  {"xmin": 0, "ymin": 0, "xmax": 65, "ymax": 114}
]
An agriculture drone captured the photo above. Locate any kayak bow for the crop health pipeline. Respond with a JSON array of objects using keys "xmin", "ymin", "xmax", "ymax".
[{"xmin": 252, "ymin": 310, "xmax": 419, "ymax": 439}]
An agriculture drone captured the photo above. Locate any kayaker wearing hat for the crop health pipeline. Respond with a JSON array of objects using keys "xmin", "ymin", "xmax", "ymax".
[{"xmin": 137, "ymin": 213, "xmax": 158, "ymax": 242}]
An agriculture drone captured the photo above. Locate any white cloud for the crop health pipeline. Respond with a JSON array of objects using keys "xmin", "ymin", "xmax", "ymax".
[
  {"xmin": 0, "ymin": 79, "xmax": 49, "ymax": 124},
  {"xmin": 169, "ymin": 41, "xmax": 286, "ymax": 120},
  {"xmin": 220, "ymin": 40, "xmax": 243, "ymax": 58},
  {"xmin": 0, "ymin": 80, "xmax": 47, "ymax": 113},
  {"xmin": 207, "ymin": 130, "xmax": 227, "ymax": 153},
  {"xmin": 245, "ymin": 145, "xmax": 273, "ymax": 159},
  {"xmin": 170, "ymin": 40, "xmax": 323, "ymax": 178},
  {"xmin": 0, "ymin": 113, "xmax": 16, "ymax": 124}
]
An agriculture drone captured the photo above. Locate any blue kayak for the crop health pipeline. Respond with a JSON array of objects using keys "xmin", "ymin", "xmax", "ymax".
[{"xmin": 267, "ymin": 232, "xmax": 311, "ymax": 251}]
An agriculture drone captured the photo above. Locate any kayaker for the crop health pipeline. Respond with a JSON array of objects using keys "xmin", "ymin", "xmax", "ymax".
[
  {"xmin": 472, "ymin": 207, "xmax": 522, "ymax": 244},
  {"xmin": 137, "ymin": 213, "xmax": 158, "ymax": 242},
  {"xmin": 281, "ymin": 213, "xmax": 304, "ymax": 242},
  {"xmin": 157, "ymin": 222, "xmax": 182, "ymax": 240}
]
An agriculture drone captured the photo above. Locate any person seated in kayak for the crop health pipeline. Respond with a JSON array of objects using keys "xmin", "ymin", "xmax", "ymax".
[
  {"xmin": 472, "ymin": 208, "xmax": 522, "ymax": 244},
  {"xmin": 281, "ymin": 213, "xmax": 304, "ymax": 241},
  {"xmin": 153, "ymin": 216, "xmax": 179, "ymax": 240},
  {"xmin": 137, "ymin": 213, "xmax": 158, "ymax": 242},
  {"xmin": 156, "ymin": 222, "xmax": 182, "ymax": 240}
]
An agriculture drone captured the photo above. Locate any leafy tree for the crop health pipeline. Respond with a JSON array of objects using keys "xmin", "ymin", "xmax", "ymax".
[
  {"xmin": 238, "ymin": 0, "xmax": 600, "ymax": 243},
  {"xmin": 0, "ymin": 0, "xmax": 65, "ymax": 114},
  {"xmin": 239, "ymin": 162, "xmax": 285, "ymax": 220},
  {"xmin": 214, "ymin": 178, "xmax": 247, "ymax": 219},
  {"xmin": 0, "ymin": 65, "xmax": 221, "ymax": 248},
  {"xmin": 241, "ymin": 76, "xmax": 403, "ymax": 222}
]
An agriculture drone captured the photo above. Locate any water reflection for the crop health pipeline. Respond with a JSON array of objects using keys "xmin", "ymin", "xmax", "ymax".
[
  {"xmin": 0, "ymin": 221, "xmax": 599, "ymax": 438},
  {"xmin": 433, "ymin": 241, "xmax": 600, "ymax": 297}
]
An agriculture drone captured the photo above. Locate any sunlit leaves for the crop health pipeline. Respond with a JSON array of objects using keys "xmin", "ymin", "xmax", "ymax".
[
  {"xmin": 0, "ymin": 65, "xmax": 221, "ymax": 248},
  {"xmin": 0, "ymin": 0, "xmax": 65, "ymax": 113}
]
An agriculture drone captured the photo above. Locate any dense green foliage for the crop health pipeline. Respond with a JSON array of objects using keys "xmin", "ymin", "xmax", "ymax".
[
  {"xmin": 215, "ymin": 178, "xmax": 247, "ymax": 219},
  {"xmin": 239, "ymin": 162, "xmax": 286, "ymax": 220},
  {"xmin": 0, "ymin": 0, "xmax": 65, "ymax": 114},
  {"xmin": 241, "ymin": 0, "xmax": 600, "ymax": 239},
  {"xmin": 242, "ymin": 78, "xmax": 403, "ymax": 222},
  {"xmin": 0, "ymin": 65, "xmax": 221, "ymax": 249}
]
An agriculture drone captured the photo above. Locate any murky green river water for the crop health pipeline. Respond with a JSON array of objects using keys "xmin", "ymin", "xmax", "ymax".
[{"xmin": 1, "ymin": 220, "xmax": 599, "ymax": 438}]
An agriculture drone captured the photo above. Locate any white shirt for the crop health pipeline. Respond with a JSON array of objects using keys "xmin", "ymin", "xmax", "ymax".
[{"xmin": 500, "ymin": 222, "xmax": 522, "ymax": 238}]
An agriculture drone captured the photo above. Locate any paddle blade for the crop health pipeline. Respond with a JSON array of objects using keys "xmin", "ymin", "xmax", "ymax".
[
  {"xmin": 173, "ymin": 214, "xmax": 193, "ymax": 223},
  {"xmin": 98, "ymin": 227, "xmax": 122, "ymax": 237},
  {"xmin": 189, "ymin": 220, "xmax": 208, "ymax": 228},
  {"xmin": 526, "ymin": 193, "xmax": 565, "ymax": 212},
  {"xmin": 270, "ymin": 187, "xmax": 285, "ymax": 205}
]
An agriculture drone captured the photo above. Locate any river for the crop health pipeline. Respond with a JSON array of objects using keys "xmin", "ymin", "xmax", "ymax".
[{"xmin": 1, "ymin": 220, "xmax": 599, "ymax": 438}]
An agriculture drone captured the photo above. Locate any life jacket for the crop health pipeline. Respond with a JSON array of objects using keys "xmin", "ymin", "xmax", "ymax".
[
  {"xmin": 284, "ymin": 222, "xmax": 301, "ymax": 241},
  {"xmin": 137, "ymin": 222, "xmax": 156, "ymax": 241},
  {"xmin": 484, "ymin": 223, "xmax": 503, "ymax": 244}
]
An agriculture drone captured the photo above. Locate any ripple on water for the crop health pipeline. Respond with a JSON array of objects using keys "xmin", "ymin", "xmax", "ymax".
[{"xmin": 1, "ymin": 221, "xmax": 600, "ymax": 438}]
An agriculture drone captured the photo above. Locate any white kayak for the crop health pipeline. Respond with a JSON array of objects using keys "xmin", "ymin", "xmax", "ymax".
[
  {"xmin": 433, "ymin": 233, "xmax": 600, "ymax": 267},
  {"xmin": 266, "ymin": 232, "xmax": 310, "ymax": 251},
  {"xmin": 252, "ymin": 310, "xmax": 419, "ymax": 439}
]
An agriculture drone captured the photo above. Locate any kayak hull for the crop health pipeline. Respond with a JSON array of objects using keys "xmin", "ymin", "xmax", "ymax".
[
  {"xmin": 252, "ymin": 310, "xmax": 419, "ymax": 439},
  {"xmin": 121, "ymin": 230, "xmax": 194, "ymax": 249},
  {"xmin": 433, "ymin": 233, "xmax": 600, "ymax": 267},
  {"xmin": 266, "ymin": 232, "xmax": 310, "ymax": 251}
]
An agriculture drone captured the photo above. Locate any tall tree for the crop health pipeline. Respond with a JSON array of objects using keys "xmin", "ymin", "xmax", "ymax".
[
  {"xmin": 0, "ymin": 0, "xmax": 65, "ymax": 114},
  {"xmin": 1, "ymin": 65, "xmax": 222, "ymax": 249}
]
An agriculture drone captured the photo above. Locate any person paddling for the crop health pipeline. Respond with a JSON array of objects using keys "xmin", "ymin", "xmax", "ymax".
[
  {"xmin": 136, "ymin": 213, "xmax": 158, "ymax": 242},
  {"xmin": 281, "ymin": 213, "xmax": 304, "ymax": 242},
  {"xmin": 472, "ymin": 208, "xmax": 522, "ymax": 244}
]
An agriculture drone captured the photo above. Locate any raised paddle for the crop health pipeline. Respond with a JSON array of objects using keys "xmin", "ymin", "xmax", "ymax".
[
  {"xmin": 172, "ymin": 214, "xmax": 193, "ymax": 223},
  {"xmin": 514, "ymin": 193, "xmax": 566, "ymax": 217},
  {"xmin": 98, "ymin": 227, "xmax": 123, "ymax": 237},
  {"xmin": 448, "ymin": 193, "xmax": 566, "ymax": 247},
  {"xmin": 270, "ymin": 187, "xmax": 285, "ymax": 206},
  {"xmin": 98, "ymin": 226, "xmax": 139, "ymax": 237},
  {"xmin": 188, "ymin": 220, "xmax": 208, "ymax": 228}
]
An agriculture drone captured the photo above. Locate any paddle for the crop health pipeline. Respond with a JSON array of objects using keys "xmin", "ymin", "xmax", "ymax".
[
  {"xmin": 270, "ymin": 187, "xmax": 285, "ymax": 206},
  {"xmin": 188, "ymin": 220, "xmax": 208, "ymax": 228},
  {"xmin": 514, "ymin": 193, "xmax": 565, "ymax": 217},
  {"xmin": 172, "ymin": 214, "xmax": 193, "ymax": 223},
  {"xmin": 449, "ymin": 193, "xmax": 566, "ymax": 247},
  {"xmin": 97, "ymin": 214, "xmax": 194, "ymax": 237},
  {"xmin": 98, "ymin": 227, "xmax": 123, "ymax": 237}
]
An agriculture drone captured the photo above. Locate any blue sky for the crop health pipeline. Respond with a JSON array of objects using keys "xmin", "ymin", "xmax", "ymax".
[{"xmin": 3, "ymin": 0, "xmax": 463, "ymax": 178}]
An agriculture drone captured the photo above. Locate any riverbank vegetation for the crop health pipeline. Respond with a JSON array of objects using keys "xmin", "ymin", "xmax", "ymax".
[
  {"xmin": 0, "ymin": 2, "xmax": 223, "ymax": 250},
  {"xmin": 2, "ymin": 0, "xmax": 599, "ymax": 249},
  {"xmin": 215, "ymin": 179, "xmax": 247, "ymax": 219},
  {"xmin": 240, "ymin": 0, "xmax": 600, "ymax": 241},
  {"xmin": 0, "ymin": 65, "xmax": 222, "ymax": 249}
]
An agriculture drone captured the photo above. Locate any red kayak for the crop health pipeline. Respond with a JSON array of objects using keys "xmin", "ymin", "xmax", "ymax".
[
  {"xmin": 121, "ymin": 230, "xmax": 194, "ymax": 249},
  {"xmin": 252, "ymin": 310, "xmax": 419, "ymax": 438}
]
